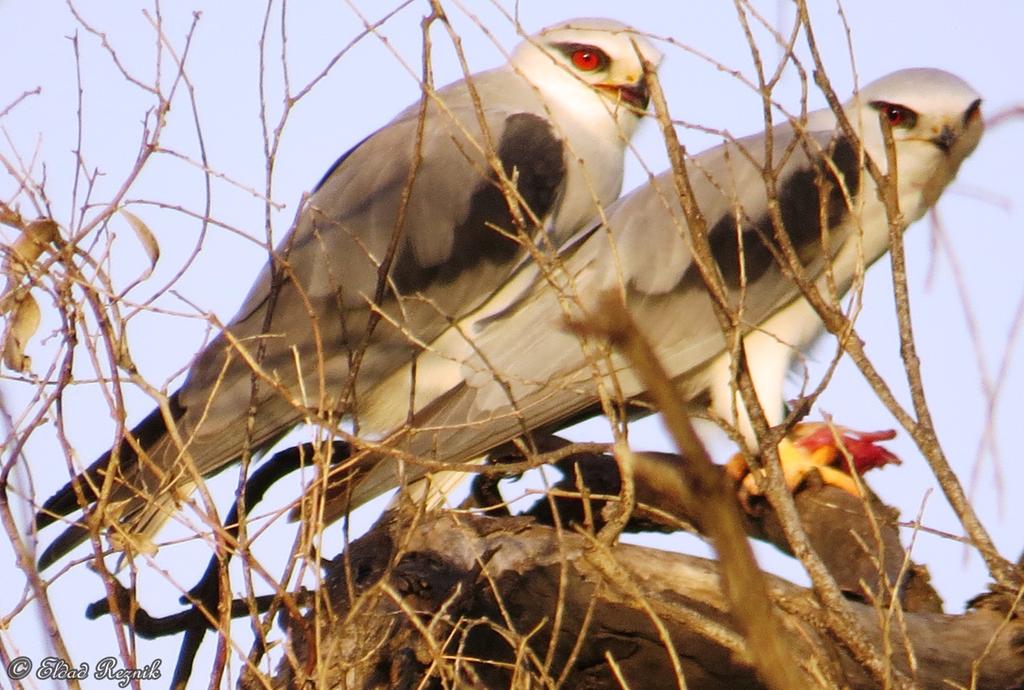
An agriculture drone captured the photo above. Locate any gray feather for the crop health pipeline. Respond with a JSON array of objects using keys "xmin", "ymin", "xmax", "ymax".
[{"xmin": 340, "ymin": 127, "xmax": 868, "ymax": 508}]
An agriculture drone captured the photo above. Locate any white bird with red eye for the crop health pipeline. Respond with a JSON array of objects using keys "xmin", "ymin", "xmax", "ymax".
[
  {"xmin": 706, "ymin": 67, "xmax": 984, "ymax": 500},
  {"xmin": 34, "ymin": 18, "xmax": 663, "ymax": 569},
  {"xmin": 336, "ymin": 68, "xmax": 983, "ymax": 515}
]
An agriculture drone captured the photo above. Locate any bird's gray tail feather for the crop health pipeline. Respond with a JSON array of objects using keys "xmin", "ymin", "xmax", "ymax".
[{"xmin": 35, "ymin": 395, "xmax": 184, "ymax": 569}]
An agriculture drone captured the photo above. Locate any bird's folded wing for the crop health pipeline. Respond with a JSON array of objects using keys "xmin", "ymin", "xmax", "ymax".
[
  {"xmin": 175, "ymin": 100, "xmax": 572, "ymax": 475},
  {"xmin": 340, "ymin": 124, "xmax": 862, "ymax": 506}
]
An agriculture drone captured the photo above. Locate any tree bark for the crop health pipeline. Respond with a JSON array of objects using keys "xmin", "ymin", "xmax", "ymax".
[{"xmin": 246, "ymin": 450, "xmax": 1024, "ymax": 690}]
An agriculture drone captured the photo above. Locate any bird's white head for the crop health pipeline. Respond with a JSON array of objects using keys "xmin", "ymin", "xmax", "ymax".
[
  {"xmin": 845, "ymin": 68, "xmax": 983, "ymax": 210},
  {"xmin": 510, "ymin": 18, "xmax": 663, "ymax": 138}
]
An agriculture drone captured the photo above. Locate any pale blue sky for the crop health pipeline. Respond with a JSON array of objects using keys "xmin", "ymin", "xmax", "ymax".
[{"xmin": 2, "ymin": 1, "xmax": 1022, "ymax": 686}]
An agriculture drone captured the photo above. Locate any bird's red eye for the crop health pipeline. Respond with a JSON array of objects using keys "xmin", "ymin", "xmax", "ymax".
[
  {"xmin": 571, "ymin": 47, "xmax": 605, "ymax": 72},
  {"xmin": 885, "ymin": 105, "xmax": 906, "ymax": 126},
  {"xmin": 869, "ymin": 101, "xmax": 918, "ymax": 129}
]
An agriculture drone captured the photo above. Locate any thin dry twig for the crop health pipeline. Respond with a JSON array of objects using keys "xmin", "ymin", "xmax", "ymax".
[
  {"xmin": 570, "ymin": 291, "xmax": 809, "ymax": 690},
  {"xmin": 795, "ymin": 0, "xmax": 1018, "ymax": 591}
]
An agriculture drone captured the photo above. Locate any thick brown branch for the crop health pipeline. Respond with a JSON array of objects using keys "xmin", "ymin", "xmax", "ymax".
[{"xmin": 253, "ymin": 511, "xmax": 1024, "ymax": 690}]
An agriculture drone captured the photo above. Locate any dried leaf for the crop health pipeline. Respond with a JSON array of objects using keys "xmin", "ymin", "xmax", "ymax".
[
  {"xmin": 119, "ymin": 208, "xmax": 160, "ymax": 275},
  {"xmin": 3, "ymin": 218, "xmax": 58, "ymax": 281},
  {"xmin": 2, "ymin": 292, "xmax": 40, "ymax": 371},
  {"xmin": 1, "ymin": 217, "xmax": 58, "ymax": 372},
  {"xmin": 0, "ymin": 203, "xmax": 22, "ymax": 229}
]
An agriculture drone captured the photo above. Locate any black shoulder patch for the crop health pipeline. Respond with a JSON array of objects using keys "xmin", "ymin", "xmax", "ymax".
[
  {"xmin": 498, "ymin": 112, "xmax": 568, "ymax": 224},
  {"xmin": 393, "ymin": 112, "xmax": 566, "ymax": 293},
  {"xmin": 36, "ymin": 393, "xmax": 185, "ymax": 527},
  {"xmin": 681, "ymin": 135, "xmax": 861, "ymax": 291},
  {"xmin": 776, "ymin": 135, "xmax": 860, "ymax": 268}
]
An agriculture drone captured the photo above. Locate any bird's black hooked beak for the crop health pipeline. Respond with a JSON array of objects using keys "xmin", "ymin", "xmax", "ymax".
[
  {"xmin": 620, "ymin": 81, "xmax": 650, "ymax": 110},
  {"xmin": 932, "ymin": 98, "xmax": 983, "ymax": 153},
  {"xmin": 598, "ymin": 80, "xmax": 650, "ymax": 110},
  {"xmin": 932, "ymin": 125, "xmax": 957, "ymax": 153}
]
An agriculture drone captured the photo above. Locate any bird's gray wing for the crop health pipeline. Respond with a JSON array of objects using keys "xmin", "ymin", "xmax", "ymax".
[
  {"xmin": 36, "ymin": 74, "xmax": 577, "ymax": 558},
  {"xmin": 340, "ymin": 124, "xmax": 864, "ymax": 507},
  {"xmin": 176, "ymin": 101, "xmax": 571, "ymax": 466}
]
